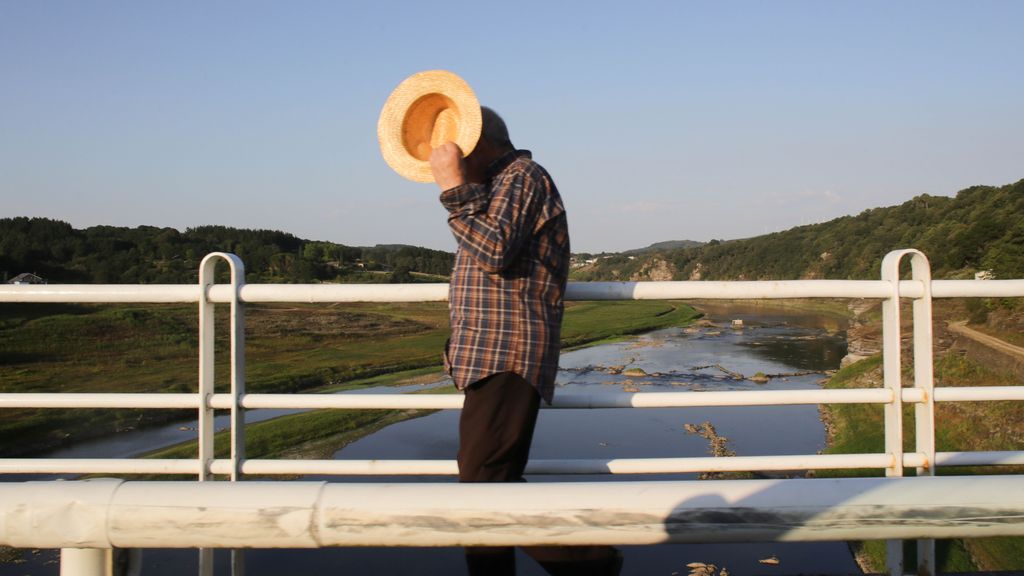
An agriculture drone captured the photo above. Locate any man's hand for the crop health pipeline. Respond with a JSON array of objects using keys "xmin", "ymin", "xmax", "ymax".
[{"xmin": 430, "ymin": 141, "xmax": 467, "ymax": 191}]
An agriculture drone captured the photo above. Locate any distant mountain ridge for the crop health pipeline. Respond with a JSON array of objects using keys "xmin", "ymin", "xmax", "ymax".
[{"xmin": 571, "ymin": 178, "xmax": 1024, "ymax": 282}]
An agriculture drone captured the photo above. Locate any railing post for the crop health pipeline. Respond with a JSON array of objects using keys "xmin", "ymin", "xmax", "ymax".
[
  {"xmin": 198, "ymin": 253, "xmax": 247, "ymax": 576},
  {"xmin": 880, "ymin": 250, "xmax": 906, "ymax": 575},
  {"xmin": 227, "ymin": 254, "xmax": 247, "ymax": 576},
  {"xmin": 880, "ymin": 249, "xmax": 936, "ymax": 576},
  {"xmin": 909, "ymin": 252, "xmax": 936, "ymax": 576},
  {"xmin": 221, "ymin": 253, "xmax": 247, "ymax": 482},
  {"xmin": 197, "ymin": 256, "xmax": 217, "ymax": 576},
  {"xmin": 61, "ymin": 548, "xmax": 109, "ymax": 576}
]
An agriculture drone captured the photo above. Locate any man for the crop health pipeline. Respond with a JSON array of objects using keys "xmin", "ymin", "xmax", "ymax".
[{"xmin": 431, "ymin": 107, "xmax": 621, "ymax": 576}]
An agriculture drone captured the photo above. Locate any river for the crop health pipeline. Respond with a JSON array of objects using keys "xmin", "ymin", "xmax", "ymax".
[{"xmin": 3, "ymin": 303, "xmax": 863, "ymax": 575}]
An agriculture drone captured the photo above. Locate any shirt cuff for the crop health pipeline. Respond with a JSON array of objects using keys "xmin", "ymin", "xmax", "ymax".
[{"xmin": 440, "ymin": 183, "xmax": 489, "ymax": 213}]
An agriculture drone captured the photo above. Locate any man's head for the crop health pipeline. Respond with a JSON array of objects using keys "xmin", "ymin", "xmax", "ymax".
[
  {"xmin": 479, "ymin": 106, "xmax": 513, "ymax": 152},
  {"xmin": 428, "ymin": 106, "xmax": 514, "ymax": 189},
  {"xmin": 464, "ymin": 106, "xmax": 514, "ymax": 181}
]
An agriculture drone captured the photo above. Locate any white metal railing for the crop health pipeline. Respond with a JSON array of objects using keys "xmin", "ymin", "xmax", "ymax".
[
  {"xmin": 6, "ymin": 475, "xmax": 1024, "ymax": 545},
  {"xmin": 2, "ymin": 249, "xmax": 1024, "ymax": 576}
]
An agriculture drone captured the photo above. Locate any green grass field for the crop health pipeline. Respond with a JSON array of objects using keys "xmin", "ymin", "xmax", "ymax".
[
  {"xmin": 0, "ymin": 299, "xmax": 699, "ymax": 457},
  {"xmin": 562, "ymin": 300, "xmax": 701, "ymax": 348}
]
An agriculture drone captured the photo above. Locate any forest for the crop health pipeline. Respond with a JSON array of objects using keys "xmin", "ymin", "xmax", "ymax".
[{"xmin": 0, "ymin": 219, "xmax": 454, "ymax": 284}]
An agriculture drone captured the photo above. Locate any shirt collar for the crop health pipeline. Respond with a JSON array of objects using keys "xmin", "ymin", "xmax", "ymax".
[{"xmin": 485, "ymin": 149, "xmax": 531, "ymax": 180}]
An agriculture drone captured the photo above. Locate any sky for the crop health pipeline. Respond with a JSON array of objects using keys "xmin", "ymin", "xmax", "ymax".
[{"xmin": 1, "ymin": 1, "xmax": 1022, "ymax": 253}]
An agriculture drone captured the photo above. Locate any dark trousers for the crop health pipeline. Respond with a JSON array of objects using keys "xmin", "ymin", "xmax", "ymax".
[{"xmin": 458, "ymin": 372, "xmax": 622, "ymax": 576}]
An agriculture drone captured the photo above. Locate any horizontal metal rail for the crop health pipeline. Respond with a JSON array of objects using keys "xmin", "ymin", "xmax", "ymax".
[
  {"xmin": 6, "ymin": 386, "xmax": 1024, "ymax": 411},
  {"xmin": 0, "ymin": 459, "xmax": 201, "ymax": 475},
  {"xmin": 4, "ymin": 278, "xmax": 1024, "ymax": 304},
  {"xmin": 0, "ymin": 389, "xmax": 894, "ymax": 409},
  {"xmin": 935, "ymin": 451, "xmax": 1024, "ymax": 466},
  {"xmin": 932, "ymin": 386, "xmax": 1024, "ymax": 402},
  {"xmin": 0, "ymin": 393, "xmax": 200, "ymax": 409},
  {"xmin": 4, "ymin": 476, "xmax": 1024, "ymax": 549},
  {"xmin": 1, "ymin": 454, "xmax": 896, "ymax": 476},
  {"xmin": 240, "ymin": 454, "xmax": 897, "ymax": 476},
  {"xmin": 236, "ymin": 452, "xmax": 1024, "ymax": 475},
  {"xmin": 5, "ymin": 452, "xmax": 1023, "ymax": 477},
  {"xmin": 233, "ymin": 389, "xmax": 896, "ymax": 409}
]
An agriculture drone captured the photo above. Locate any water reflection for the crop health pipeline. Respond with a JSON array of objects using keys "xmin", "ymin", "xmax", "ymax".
[{"xmin": 696, "ymin": 301, "xmax": 849, "ymax": 372}]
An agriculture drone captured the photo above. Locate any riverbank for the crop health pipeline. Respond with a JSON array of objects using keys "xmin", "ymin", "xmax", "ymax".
[
  {"xmin": 134, "ymin": 300, "xmax": 702, "ymax": 474},
  {"xmin": 818, "ymin": 298, "xmax": 1024, "ymax": 572},
  {"xmin": 0, "ymin": 300, "xmax": 700, "ymax": 457},
  {"xmin": 690, "ymin": 297, "xmax": 853, "ymax": 321},
  {"xmin": 0, "ymin": 299, "xmax": 701, "ymax": 466}
]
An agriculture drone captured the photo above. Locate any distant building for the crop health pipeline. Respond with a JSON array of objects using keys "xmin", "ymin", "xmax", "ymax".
[
  {"xmin": 8, "ymin": 273, "xmax": 47, "ymax": 285},
  {"xmin": 570, "ymin": 256, "xmax": 600, "ymax": 269}
]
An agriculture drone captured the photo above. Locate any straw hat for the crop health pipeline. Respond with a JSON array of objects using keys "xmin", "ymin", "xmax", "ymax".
[{"xmin": 377, "ymin": 70, "xmax": 482, "ymax": 183}]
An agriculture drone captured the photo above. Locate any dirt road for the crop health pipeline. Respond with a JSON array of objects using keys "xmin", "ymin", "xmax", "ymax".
[{"xmin": 947, "ymin": 320, "xmax": 1024, "ymax": 362}]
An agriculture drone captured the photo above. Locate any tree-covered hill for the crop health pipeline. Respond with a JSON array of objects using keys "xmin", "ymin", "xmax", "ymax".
[
  {"xmin": 6, "ymin": 178, "xmax": 1021, "ymax": 285},
  {"xmin": 0, "ymin": 218, "xmax": 453, "ymax": 284},
  {"xmin": 572, "ymin": 179, "xmax": 1024, "ymax": 281}
]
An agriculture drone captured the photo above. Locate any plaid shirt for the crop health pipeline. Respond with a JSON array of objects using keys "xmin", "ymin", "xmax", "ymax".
[{"xmin": 440, "ymin": 149, "xmax": 570, "ymax": 404}]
